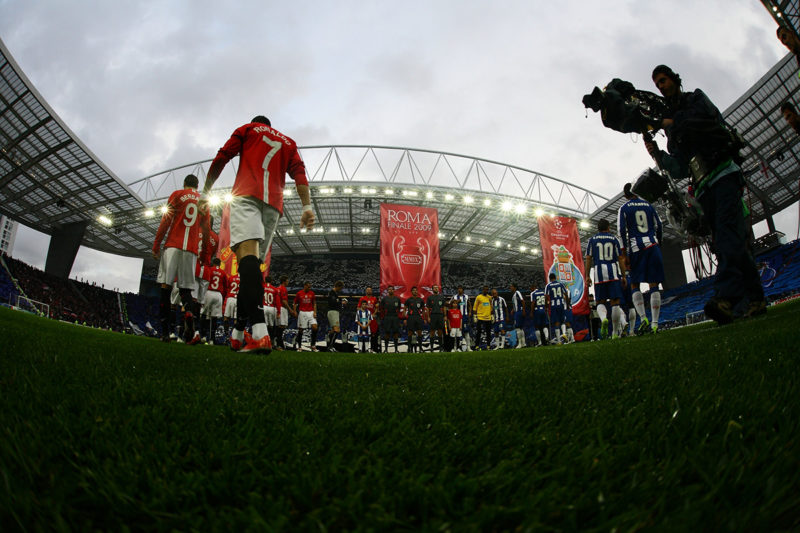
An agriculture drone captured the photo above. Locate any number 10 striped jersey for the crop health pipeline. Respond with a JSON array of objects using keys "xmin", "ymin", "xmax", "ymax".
[{"xmin": 585, "ymin": 231, "xmax": 623, "ymax": 283}]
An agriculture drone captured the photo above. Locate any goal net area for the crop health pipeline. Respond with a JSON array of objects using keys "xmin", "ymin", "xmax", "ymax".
[{"xmin": 15, "ymin": 295, "xmax": 50, "ymax": 318}]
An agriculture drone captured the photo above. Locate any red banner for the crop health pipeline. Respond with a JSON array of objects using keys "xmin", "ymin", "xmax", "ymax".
[
  {"xmin": 380, "ymin": 203, "xmax": 441, "ymax": 300},
  {"xmin": 538, "ymin": 215, "xmax": 589, "ymax": 315}
]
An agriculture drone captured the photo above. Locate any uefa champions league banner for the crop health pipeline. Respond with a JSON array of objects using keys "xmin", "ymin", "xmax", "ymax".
[
  {"xmin": 379, "ymin": 203, "xmax": 441, "ymax": 300},
  {"xmin": 538, "ymin": 215, "xmax": 589, "ymax": 315}
]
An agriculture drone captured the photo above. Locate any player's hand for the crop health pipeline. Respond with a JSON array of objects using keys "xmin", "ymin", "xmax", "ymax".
[
  {"xmin": 151, "ymin": 249, "xmax": 160, "ymax": 260},
  {"xmin": 621, "ymin": 277, "xmax": 627, "ymax": 289},
  {"xmin": 586, "ymin": 278, "xmax": 592, "ymax": 287},
  {"xmin": 300, "ymin": 209, "xmax": 315, "ymax": 230}
]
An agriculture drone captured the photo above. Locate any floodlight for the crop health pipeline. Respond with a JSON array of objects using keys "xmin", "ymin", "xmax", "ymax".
[
  {"xmin": 224, "ymin": 193, "xmax": 234, "ymax": 203},
  {"xmin": 160, "ymin": 205, "xmax": 169, "ymax": 214},
  {"xmin": 285, "ymin": 189, "xmax": 292, "ymax": 196},
  {"xmin": 208, "ymin": 195, "xmax": 221, "ymax": 206},
  {"xmin": 520, "ymin": 245, "xmax": 527, "ymax": 252},
  {"xmin": 580, "ymin": 220, "xmax": 590, "ymax": 229},
  {"xmin": 385, "ymin": 188, "xmax": 395, "ymax": 195},
  {"xmin": 483, "ymin": 199, "xmax": 491, "ymax": 207},
  {"xmin": 465, "ymin": 236, "xmax": 471, "ymax": 242},
  {"xmin": 403, "ymin": 190, "xmax": 418, "ymax": 197},
  {"xmin": 501, "ymin": 201, "xmax": 513, "ymax": 211},
  {"xmin": 97, "ymin": 215, "xmax": 112, "ymax": 226},
  {"xmin": 344, "ymin": 187, "xmax": 354, "ymax": 194},
  {"xmin": 445, "ymin": 193, "xmax": 454, "ymax": 201},
  {"xmin": 495, "ymin": 240, "xmax": 501, "ymax": 247},
  {"xmin": 144, "ymin": 209, "xmax": 155, "ymax": 218},
  {"xmin": 534, "ymin": 208, "xmax": 544, "ymax": 217},
  {"xmin": 330, "ymin": 227, "xmax": 338, "ymax": 233},
  {"xmin": 514, "ymin": 204, "xmax": 526, "ymax": 215},
  {"xmin": 463, "ymin": 195, "xmax": 474, "ymax": 204},
  {"xmin": 425, "ymin": 191, "xmax": 434, "ymax": 199}
]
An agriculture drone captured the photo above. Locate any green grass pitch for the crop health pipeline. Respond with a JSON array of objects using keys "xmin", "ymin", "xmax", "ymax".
[{"xmin": 1, "ymin": 301, "xmax": 799, "ymax": 531}]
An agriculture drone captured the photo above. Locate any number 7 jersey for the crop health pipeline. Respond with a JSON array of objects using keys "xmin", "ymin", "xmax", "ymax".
[
  {"xmin": 212, "ymin": 122, "xmax": 309, "ymax": 215},
  {"xmin": 153, "ymin": 187, "xmax": 202, "ymax": 255}
]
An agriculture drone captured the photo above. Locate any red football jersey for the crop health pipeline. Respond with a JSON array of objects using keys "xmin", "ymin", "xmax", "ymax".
[
  {"xmin": 294, "ymin": 289, "xmax": 316, "ymax": 312},
  {"xmin": 207, "ymin": 267, "xmax": 228, "ymax": 294},
  {"xmin": 210, "ymin": 123, "xmax": 308, "ymax": 214},
  {"xmin": 201, "ymin": 228, "xmax": 219, "ymax": 267},
  {"xmin": 358, "ymin": 295, "xmax": 378, "ymax": 314},
  {"xmin": 153, "ymin": 188, "xmax": 202, "ymax": 254},
  {"xmin": 226, "ymin": 274, "xmax": 240, "ymax": 299},
  {"xmin": 447, "ymin": 308, "xmax": 463, "ymax": 329},
  {"xmin": 263, "ymin": 283, "xmax": 282, "ymax": 310},
  {"xmin": 278, "ymin": 284, "xmax": 290, "ymax": 310}
]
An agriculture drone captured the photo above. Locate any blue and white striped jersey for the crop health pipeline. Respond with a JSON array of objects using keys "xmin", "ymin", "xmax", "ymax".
[
  {"xmin": 545, "ymin": 281, "xmax": 569, "ymax": 311},
  {"xmin": 492, "ymin": 296, "xmax": 507, "ymax": 322},
  {"xmin": 586, "ymin": 231, "xmax": 623, "ymax": 283},
  {"xmin": 617, "ymin": 198, "xmax": 662, "ymax": 254},
  {"xmin": 530, "ymin": 289, "xmax": 547, "ymax": 311},
  {"xmin": 453, "ymin": 293, "xmax": 470, "ymax": 317},
  {"xmin": 510, "ymin": 290, "xmax": 525, "ymax": 313},
  {"xmin": 356, "ymin": 309, "xmax": 372, "ymax": 328}
]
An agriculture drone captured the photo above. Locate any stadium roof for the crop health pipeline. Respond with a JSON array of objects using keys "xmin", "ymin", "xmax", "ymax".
[
  {"xmin": 126, "ymin": 146, "xmax": 609, "ymax": 266},
  {"xmin": 2, "ymin": 31, "xmax": 800, "ymax": 268},
  {"xmin": 0, "ymin": 37, "xmax": 148, "ymax": 258}
]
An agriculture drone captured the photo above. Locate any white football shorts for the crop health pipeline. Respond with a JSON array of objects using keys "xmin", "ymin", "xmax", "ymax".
[
  {"xmin": 298, "ymin": 310, "xmax": 317, "ymax": 329},
  {"xmin": 157, "ymin": 247, "xmax": 197, "ymax": 290},
  {"xmin": 229, "ymin": 196, "xmax": 280, "ymax": 262},
  {"xmin": 203, "ymin": 291, "xmax": 223, "ymax": 318}
]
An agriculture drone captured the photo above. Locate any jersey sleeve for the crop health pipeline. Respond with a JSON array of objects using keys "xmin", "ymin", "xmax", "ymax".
[
  {"xmin": 286, "ymin": 146, "xmax": 309, "ymax": 186},
  {"xmin": 153, "ymin": 190, "xmax": 178, "ymax": 252}
]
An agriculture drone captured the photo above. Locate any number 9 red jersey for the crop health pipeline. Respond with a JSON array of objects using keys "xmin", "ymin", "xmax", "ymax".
[{"xmin": 152, "ymin": 188, "xmax": 202, "ymax": 255}]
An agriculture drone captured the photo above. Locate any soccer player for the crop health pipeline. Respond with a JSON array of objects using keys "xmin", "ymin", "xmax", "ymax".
[
  {"xmin": 618, "ymin": 183, "xmax": 664, "ymax": 334},
  {"xmin": 473, "ymin": 286, "xmax": 493, "ymax": 350},
  {"xmin": 356, "ymin": 300, "xmax": 372, "ymax": 353},
  {"xmin": 223, "ymin": 272, "xmax": 239, "ymax": 341},
  {"xmin": 545, "ymin": 273, "xmax": 569, "ymax": 344},
  {"xmin": 277, "ymin": 275, "xmax": 292, "ymax": 350},
  {"xmin": 452, "ymin": 286, "xmax": 472, "ymax": 351},
  {"xmin": 263, "ymin": 275, "xmax": 282, "ymax": 345},
  {"xmin": 202, "ymin": 257, "xmax": 227, "ymax": 344},
  {"xmin": 509, "ymin": 283, "xmax": 527, "ymax": 348},
  {"xmin": 404, "ymin": 286, "xmax": 425, "ymax": 353},
  {"xmin": 584, "ymin": 219, "xmax": 627, "ymax": 339},
  {"xmin": 380, "ymin": 286, "xmax": 402, "ymax": 353},
  {"xmin": 358, "ymin": 287, "xmax": 379, "ymax": 353},
  {"xmin": 293, "ymin": 281, "xmax": 318, "ymax": 351},
  {"xmin": 202, "ymin": 116, "xmax": 313, "ymax": 354},
  {"xmin": 447, "ymin": 300, "xmax": 464, "ymax": 352},
  {"xmin": 426, "ymin": 284, "xmax": 447, "ymax": 352},
  {"xmin": 152, "ymin": 174, "xmax": 203, "ymax": 344},
  {"xmin": 490, "ymin": 289, "xmax": 508, "ymax": 350},
  {"xmin": 529, "ymin": 283, "xmax": 549, "ymax": 346},
  {"xmin": 326, "ymin": 280, "xmax": 345, "ymax": 350}
]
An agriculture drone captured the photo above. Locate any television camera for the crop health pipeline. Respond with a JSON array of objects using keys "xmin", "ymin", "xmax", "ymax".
[{"xmin": 582, "ymin": 79, "xmax": 709, "ymax": 238}]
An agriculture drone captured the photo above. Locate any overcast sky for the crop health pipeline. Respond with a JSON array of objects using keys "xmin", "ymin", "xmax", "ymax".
[{"xmin": 0, "ymin": 0, "xmax": 794, "ymax": 292}]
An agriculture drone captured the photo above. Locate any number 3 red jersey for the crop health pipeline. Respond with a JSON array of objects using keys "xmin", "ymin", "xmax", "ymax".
[
  {"xmin": 152, "ymin": 188, "xmax": 202, "ymax": 255},
  {"xmin": 211, "ymin": 122, "xmax": 309, "ymax": 215}
]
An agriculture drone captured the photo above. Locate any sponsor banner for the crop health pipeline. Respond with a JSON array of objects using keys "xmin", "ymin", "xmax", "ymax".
[
  {"xmin": 380, "ymin": 203, "xmax": 441, "ymax": 300},
  {"xmin": 538, "ymin": 215, "xmax": 589, "ymax": 315}
]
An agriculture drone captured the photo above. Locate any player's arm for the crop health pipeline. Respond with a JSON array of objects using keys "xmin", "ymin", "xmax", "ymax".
[
  {"xmin": 584, "ymin": 255, "xmax": 593, "ymax": 287},
  {"xmin": 313, "ymin": 295, "xmax": 317, "ymax": 318},
  {"xmin": 203, "ymin": 130, "xmax": 243, "ymax": 194},
  {"xmin": 151, "ymin": 197, "xmax": 176, "ymax": 259}
]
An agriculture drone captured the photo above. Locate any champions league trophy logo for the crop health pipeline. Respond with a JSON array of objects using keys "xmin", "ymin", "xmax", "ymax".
[
  {"xmin": 548, "ymin": 244, "xmax": 585, "ymax": 305},
  {"xmin": 391, "ymin": 235, "xmax": 430, "ymax": 300}
]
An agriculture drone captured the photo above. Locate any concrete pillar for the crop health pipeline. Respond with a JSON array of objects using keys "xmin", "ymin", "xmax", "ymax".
[{"xmin": 44, "ymin": 220, "xmax": 88, "ymax": 279}]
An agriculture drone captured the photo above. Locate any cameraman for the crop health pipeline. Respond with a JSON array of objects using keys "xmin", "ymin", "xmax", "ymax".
[{"xmin": 643, "ymin": 65, "xmax": 765, "ymax": 324}]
